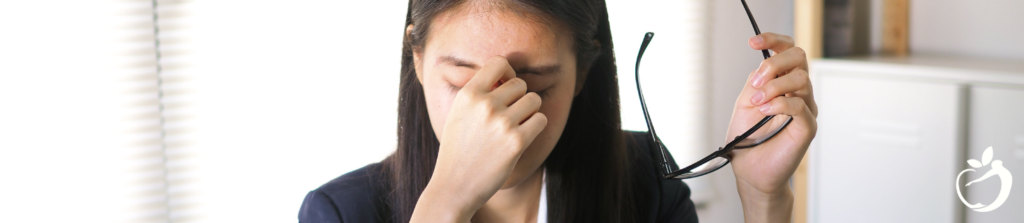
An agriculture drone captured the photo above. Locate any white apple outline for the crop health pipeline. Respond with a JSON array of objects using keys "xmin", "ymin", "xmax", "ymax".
[{"xmin": 956, "ymin": 146, "xmax": 1013, "ymax": 212}]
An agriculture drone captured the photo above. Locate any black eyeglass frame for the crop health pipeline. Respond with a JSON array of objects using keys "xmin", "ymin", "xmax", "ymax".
[{"xmin": 636, "ymin": 0, "xmax": 794, "ymax": 180}]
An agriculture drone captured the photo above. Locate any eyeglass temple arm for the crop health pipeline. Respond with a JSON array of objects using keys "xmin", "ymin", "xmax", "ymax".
[
  {"xmin": 732, "ymin": 0, "xmax": 779, "ymax": 150},
  {"xmin": 740, "ymin": 0, "xmax": 771, "ymax": 60},
  {"xmin": 635, "ymin": 32, "xmax": 656, "ymax": 138},
  {"xmin": 635, "ymin": 32, "xmax": 674, "ymax": 176}
]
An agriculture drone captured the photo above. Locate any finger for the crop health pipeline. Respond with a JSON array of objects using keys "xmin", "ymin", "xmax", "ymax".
[
  {"xmin": 466, "ymin": 56, "xmax": 517, "ymax": 93},
  {"xmin": 517, "ymin": 112, "xmax": 548, "ymax": 144},
  {"xmin": 491, "ymin": 77, "xmax": 528, "ymax": 106},
  {"xmin": 749, "ymin": 32, "xmax": 795, "ymax": 53},
  {"xmin": 761, "ymin": 96, "xmax": 818, "ymax": 142},
  {"xmin": 750, "ymin": 47, "xmax": 807, "ymax": 88},
  {"xmin": 750, "ymin": 68, "xmax": 808, "ymax": 105},
  {"xmin": 758, "ymin": 96, "xmax": 809, "ymax": 117},
  {"xmin": 506, "ymin": 92, "xmax": 542, "ymax": 124}
]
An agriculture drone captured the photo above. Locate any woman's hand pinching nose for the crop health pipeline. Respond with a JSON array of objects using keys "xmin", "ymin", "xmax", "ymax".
[{"xmin": 414, "ymin": 56, "xmax": 547, "ymax": 222}]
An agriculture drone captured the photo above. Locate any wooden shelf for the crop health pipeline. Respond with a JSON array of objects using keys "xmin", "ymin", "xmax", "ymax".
[{"xmin": 814, "ymin": 55, "xmax": 1024, "ymax": 85}]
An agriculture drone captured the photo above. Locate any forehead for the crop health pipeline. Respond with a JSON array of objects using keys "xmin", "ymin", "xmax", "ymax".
[{"xmin": 423, "ymin": 3, "xmax": 572, "ymax": 63}]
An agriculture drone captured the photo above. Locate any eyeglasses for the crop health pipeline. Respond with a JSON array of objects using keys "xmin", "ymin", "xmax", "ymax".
[{"xmin": 635, "ymin": 0, "xmax": 794, "ymax": 180}]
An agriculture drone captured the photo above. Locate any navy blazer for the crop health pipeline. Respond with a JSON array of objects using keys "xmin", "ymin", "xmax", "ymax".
[{"xmin": 299, "ymin": 131, "xmax": 698, "ymax": 223}]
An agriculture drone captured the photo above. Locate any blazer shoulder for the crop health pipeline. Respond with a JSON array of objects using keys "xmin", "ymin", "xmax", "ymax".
[{"xmin": 299, "ymin": 163, "xmax": 390, "ymax": 223}]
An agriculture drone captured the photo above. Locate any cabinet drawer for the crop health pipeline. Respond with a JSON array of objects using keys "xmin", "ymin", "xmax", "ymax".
[{"xmin": 813, "ymin": 74, "xmax": 963, "ymax": 223}]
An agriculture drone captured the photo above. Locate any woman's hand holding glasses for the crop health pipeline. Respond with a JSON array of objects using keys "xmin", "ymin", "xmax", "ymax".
[{"xmin": 728, "ymin": 32, "xmax": 818, "ymax": 223}]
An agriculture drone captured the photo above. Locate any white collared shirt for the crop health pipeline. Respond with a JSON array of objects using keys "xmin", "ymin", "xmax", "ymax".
[{"xmin": 537, "ymin": 170, "xmax": 547, "ymax": 223}]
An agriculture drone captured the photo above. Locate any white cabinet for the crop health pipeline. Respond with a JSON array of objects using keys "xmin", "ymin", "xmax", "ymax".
[
  {"xmin": 809, "ymin": 56, "xmax": 1024, "ymax": 223},
  {"xmin": 966, "ymin": 86, "xmax": 1024, "ymax": 222},
  {"xmin": 815, "ymin": 75, "xmax": 963, "ymax": 223}
]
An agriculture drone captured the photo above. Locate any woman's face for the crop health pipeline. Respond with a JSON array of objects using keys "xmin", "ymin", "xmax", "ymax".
[{"xmin": 413, "ymin": 5, "xmax": 578, "ymax": 189}]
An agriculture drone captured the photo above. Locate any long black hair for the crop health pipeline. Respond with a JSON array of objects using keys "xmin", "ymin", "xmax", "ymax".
[{"xmin": 381, "ymin": 0, "xmax": 651, "ymax": 222}]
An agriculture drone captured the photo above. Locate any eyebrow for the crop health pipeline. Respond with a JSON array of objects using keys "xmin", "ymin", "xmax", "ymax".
[
  {"xmin": 438, "ymin": 56, "xmax": 478, "ymax": 69},
  {"xmin": 438, "ymin": 55, "xmax": 561, "ymax": 75}
]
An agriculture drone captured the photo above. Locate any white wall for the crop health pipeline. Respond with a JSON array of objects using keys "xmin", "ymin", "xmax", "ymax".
[
  {"xmin": 909, "ymin": 0, "xmax": 1024, "ymax": 61},
  {"xmin": 867, "ymin": 0, "xmax": 1024, "ymax": 60}
]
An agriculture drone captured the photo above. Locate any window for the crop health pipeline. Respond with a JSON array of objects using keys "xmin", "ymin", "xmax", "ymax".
[{"xmin": 0, "ymin": 1, "xmax": 711, "ymax": 222}]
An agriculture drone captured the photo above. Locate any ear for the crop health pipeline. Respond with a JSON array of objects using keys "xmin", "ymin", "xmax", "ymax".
[{"xmin": 408, "ymin": 24, "xmax": 426, "ymax": 84}]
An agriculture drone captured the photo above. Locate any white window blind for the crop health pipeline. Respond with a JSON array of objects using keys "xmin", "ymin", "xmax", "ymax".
[
  {"xmin": 153, "ymin": 1, "xmax": 407, "ymax": 222},
  {"xmin": 0, "ymin": 1, "xmax": 168, "ymax": 222},
  {"xmin": 608, "ymin": 0, "xmax": 714, "ymax": 203},
  {"xmin": 0, "ymin": 1, "xmax": 711, "ymax": 222}
]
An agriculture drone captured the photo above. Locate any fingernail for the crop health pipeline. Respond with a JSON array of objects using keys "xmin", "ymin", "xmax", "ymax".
[
  {"xmin": 752, "ymin": 73, "xmax": 763, "ymax": 87},
  {"xmin": 759, "ymin": 103, "xmax": 771, "ymax": 113},
  {"xmin": 751, "ymin": 91, "xmax": 764, "ymax": 104},
  {"xmin": 751, "ymin": 36, "xmax": 764, "ymax": 45}
]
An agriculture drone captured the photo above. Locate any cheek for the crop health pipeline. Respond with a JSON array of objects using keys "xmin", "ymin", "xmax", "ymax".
[
  {"xmin": 539, "ymin": 73, "xmax": 578, "ymax": 130},
  {"xmin": 538, "ymin": 90, "xmax": 573, "ymax": 128},
  {"xmin": 421, "ymin": 72, "xmax": 458, "ymax": 137},
  {"xmin": 430, "ymin": 92, "xmax": 456, "ymax": 123},
  {"xmin": 535, "ymin": 82, "xmax": 575, "ymax": 146}
]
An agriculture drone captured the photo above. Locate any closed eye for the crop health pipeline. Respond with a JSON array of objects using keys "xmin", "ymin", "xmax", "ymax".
[{"xmin": 447, "ymin": 83, "xmax": 462, "ymax": 94}]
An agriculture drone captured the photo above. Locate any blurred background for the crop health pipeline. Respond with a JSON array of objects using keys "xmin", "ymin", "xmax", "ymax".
[{"xmin": 0, "ymin": 0, "xmax": 1021, "ymax": 223}]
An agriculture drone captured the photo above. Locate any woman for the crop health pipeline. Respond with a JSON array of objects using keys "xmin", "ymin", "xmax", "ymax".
[{"xmin": 299, "ymin": 0, "xmax": 817, "ymax": 222}]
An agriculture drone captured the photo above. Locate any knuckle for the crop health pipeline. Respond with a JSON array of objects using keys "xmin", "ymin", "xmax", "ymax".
[
  {"xmin": 508, "ymin": 136, "xmax": 525, "ymax": 150},
  {"xmin": 513, "ymin": 129, "xmax": 529, "ymax": 141},
  {"xmin": 794, "ymin": 70, "xmax": 810, "ymax": 88},
  {"xmin": 781, "ymin": 34, "xmax": 795, "ymax": 44},
  {"xmin": 768, "ymin": 95, "xmax": 784, "ymax": 105},
  {"xmin": 762, "ymin": 32, "xmax": 775, "ymax": 43},
  {"xmin": 477, "ymin": 97, "xmax": 497, "ymax": 111},
  {"xmin": 481, "ymin": 103, "xmax": 498, "ymax": 116},
  {"xmin": 762, "ymin": 60, "xmax": 778, "ymax": 74},
  {"xmin": 790, "ymin": 97, "xmax": 807, "ymax": 110},
  {"xmin": 494, "ymin": 115, "xmax": 514, "ymax": 129},
  {"xmin": 794, "ymin": 68, "xmax": 809, "ymax": 77},
  {"xmin": 761, "ymin": 81, "xmax": 778, "ymax": 95},
  {"xmin": 501, "ymin": 116, "xmax": 516, "ymax": 129},
  {"xmin": 480, "ymin": 95, "xmax": 495, "ymax": 105},
  {"xmin": 792, "ymin": 47, "xmax": 807, "ymax": 58},
  {"xmin": 512, "ymin": 130, "xmax": 526, "ymax": 141},
  {"xmin": 457, "ymin": 91, "xmax": 476, "ymax": 102}
]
